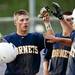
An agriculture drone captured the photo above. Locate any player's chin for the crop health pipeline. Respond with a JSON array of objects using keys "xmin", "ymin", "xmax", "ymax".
[{"xmin": 23, "ymin": 28, "xmax": 28, "ymax": 31}]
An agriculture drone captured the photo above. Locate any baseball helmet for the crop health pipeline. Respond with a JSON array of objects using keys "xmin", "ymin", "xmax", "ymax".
[{"xmin": 0, "ymin": 42, "xmax": 18, "ymax": 64}]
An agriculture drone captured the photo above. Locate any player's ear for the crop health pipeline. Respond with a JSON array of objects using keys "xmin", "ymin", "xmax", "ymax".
[
  {"xmin": 13, "ymin": 20, "xmax": 17, "ymax": 26},
  {"xmin": 13, "ymin": 20, "xmax": 16, "ymax": 25},
  {"xmin": 13, "ymin": 17, "xmax": 17, "ymax": 26},
  {"xmin": 13, "ymin": 15, "xmax": 18, "ymax": 26}
]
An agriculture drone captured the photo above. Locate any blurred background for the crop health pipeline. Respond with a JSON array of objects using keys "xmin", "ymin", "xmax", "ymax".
[
  {"xmin": 0, "ymin": 0, "xmax": 75, "ymax": 35},
  {"xmin": 0, "ymin": 0, "xmax": 75, "ymax": 75}
]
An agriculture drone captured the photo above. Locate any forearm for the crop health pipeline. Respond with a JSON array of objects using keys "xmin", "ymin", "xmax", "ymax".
[
  {"xmin": 55, "ymin": 37, "xmax": 72, "ymax": 46},
  {"xmin": 60, "ymin": 19, "xmax": 73, "ymax": 32},
  {"xmin": 43, "ymin": 60, "xmax": 49, "ymax": 75},
  {"xmin": 44, "ymin": 22, "xmax": 54, "ymax": 35}
]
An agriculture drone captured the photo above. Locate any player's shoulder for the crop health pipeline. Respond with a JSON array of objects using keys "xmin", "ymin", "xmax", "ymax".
[
  {"xmin": 70, "ymin": 30, "xmax": 75, "ymax": 41},
  {"xmin": 4, "ymin": 32, "xmax": 16, "ymax": 38},
  {"xmin": 70, "ymin": 30, "xmax": 75, "ymax": 38},
  {"xmin": 71, "ymin": 30, "xmax": 75, "ymax": 35},
  {"xmin": 30, "ymin": 32, "xmax": 43, "ymax": 37},
  {"xmin": 3, "ymin": 32, "xmax": 16, "ymax": 41},
  {"xmin": 29, "ymin": 32, "xmax": 44, "ymax": 41}
]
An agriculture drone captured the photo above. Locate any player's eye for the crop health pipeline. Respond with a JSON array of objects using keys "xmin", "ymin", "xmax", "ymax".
[
  {"xmin": 72, "ymin": 18, "xmax": 74, "ymax": 20},
  {"xmin": 71, "ymin": 18, "xmax": 74, "ymax": 22},
  {"xmin": 20, "ymin": 19, "xmax": 24, "ymax": 22},
  {"xmin": 66, "ymin": 19, "xmax": 71, "ymax": 21},
  {"xmin": 66, "ymin": 18, "xmax": 73, "ymax": 22},
  {"xmin": 25, "ymin": 18, "xmax": 29, "ymax": 21},
  {"xmin": 20, "ymin": 18, "xmax": 29, "ymax": 22}
]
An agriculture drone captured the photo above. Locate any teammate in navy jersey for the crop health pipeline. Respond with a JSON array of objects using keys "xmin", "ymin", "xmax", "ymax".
[
  {"xmin": 66, "ymin": 30, "xmax": 75, "ymax": 75},
  {"xmin": 38, "ymin": 7, "xmax": 55, "ymax": 75},
  {"xmin": 43, "ymin": 11, "xmax": 73, "ymax": 75},
  {"xmin": 3, "ymin": 9, "xmax": 53, "ymax": 75},
  {"xmin": 66, "ymin": 8, "xmax": 75, "ymax": 75},
  {"xmin": 51, "ymin": 8, "xmax": 75, "ymax": 75}
]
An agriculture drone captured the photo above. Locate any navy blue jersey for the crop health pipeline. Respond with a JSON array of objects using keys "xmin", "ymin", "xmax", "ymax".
[
  {"xmin": 3, "ymin": 32, "xmax": 53, "ymax": 75},
  {"xmin": 66, "ymin": 30, "xmax": 75, "ymax": 75},
  {"xmin": 44, "ymin": 33, "xmax": 71, "ymax": 75},
  {"xmin": 70, "ymin": 30, "xmax": 75, "ymax": 41}
]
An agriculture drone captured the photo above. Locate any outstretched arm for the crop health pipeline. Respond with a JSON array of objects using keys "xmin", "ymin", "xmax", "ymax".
[
  {"xmin": 43, "ymin": 60, "xmax": 49, "ymax": 75},
  {"xmin": 38, "ymin": 6, "xmax": 55, "ymax": 35},
  {"xmin": 45, "ymin": 34, "xmax": 72, "ymax": 46},
  {"xmin": 43, "ymin": 15, "xmax": 55, "ymax": 35}
]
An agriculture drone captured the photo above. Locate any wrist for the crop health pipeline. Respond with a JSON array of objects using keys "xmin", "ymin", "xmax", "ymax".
[{"xmin": 44, "ymin": 22, "xmax": 52, "ymax": 31}]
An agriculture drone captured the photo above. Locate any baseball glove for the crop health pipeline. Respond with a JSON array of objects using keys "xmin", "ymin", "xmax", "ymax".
[{"xmin": 51, "ymin": 2, "xmax": 63, "ymax": 20}]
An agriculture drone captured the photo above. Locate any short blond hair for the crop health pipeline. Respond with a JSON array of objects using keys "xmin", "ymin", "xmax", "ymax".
[{"xmin": 13, "ymin": 9, "xmax": 29, "ymax": 21}]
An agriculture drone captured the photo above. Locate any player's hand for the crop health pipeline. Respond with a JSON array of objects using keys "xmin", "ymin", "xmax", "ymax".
[
  {"xmin": 51, "ymin": 2, "xmax": 63, "ymax": 20},
  {"xmin": 38, "ymin": 6, "xmax": 52, "ymax": 24},
  {"xmin": 44, "ymin": 34, "xmax": 57, "ymax": 43},
  {"xmin": 42, "ymin": 12, "xmax": 50, "ymax": 23},
  {"xmin": 38, "ymin": 6, "xmax": 50, "ymax": 18}
]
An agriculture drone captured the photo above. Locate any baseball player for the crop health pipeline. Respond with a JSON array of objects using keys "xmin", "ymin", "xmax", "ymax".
[
  {"xmin": 38, "ymin": 6, "xmax": 54, "ymax": 75},
  {"xmin": 43, "ymin": 2, "xmax": 73, "ymax": 75},
  {"xmin": 3, "ymin": 9, "xmax": 53, "ymax": 75},
  {"xmin": 66, "ymin": 8, "xmax": 75, "ymax": 75}
]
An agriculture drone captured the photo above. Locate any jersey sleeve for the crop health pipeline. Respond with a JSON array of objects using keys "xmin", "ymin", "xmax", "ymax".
[
  {"xmin": 43, "ymin": 42, "xmax": 53, "ymax": 61},
  {"xmin": 33, "ymin": 32, "xmax": 44, "ymax": 50},
  {"xmin": 43, "ymin": 33, "xmax": 62, "ymax": 61},
  {"xmin": 70, "ymin": 30, "xmax": 75, "ymax": 41}
]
